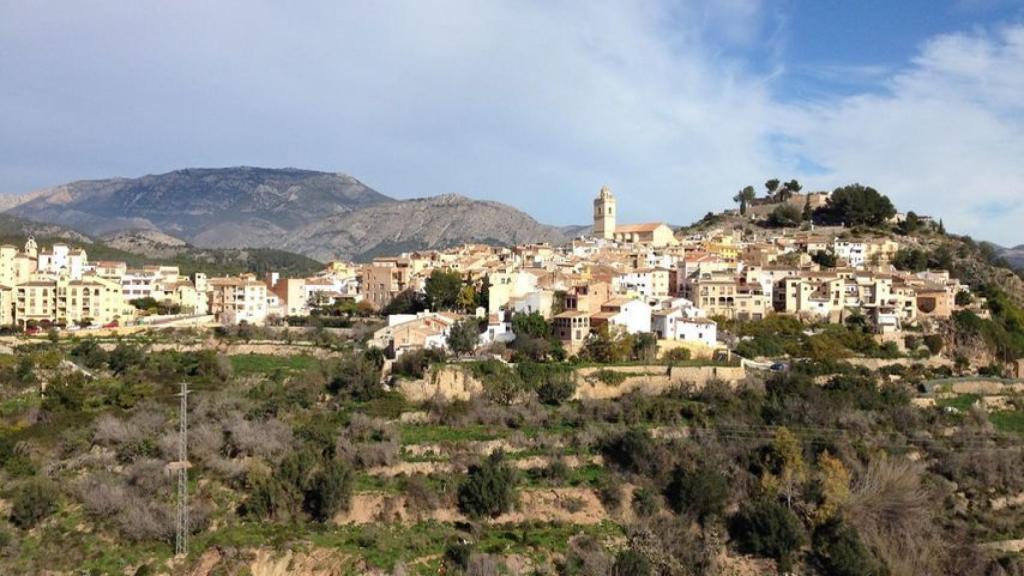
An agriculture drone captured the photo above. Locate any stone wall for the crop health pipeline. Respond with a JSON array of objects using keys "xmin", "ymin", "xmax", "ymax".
[
  {"xmin": 397, "ymin": 363, "xmax": 747, "ymax": 403},
  {"xmin": 573, "ymin": 364, "xmax": 747, "ymax": 400}
]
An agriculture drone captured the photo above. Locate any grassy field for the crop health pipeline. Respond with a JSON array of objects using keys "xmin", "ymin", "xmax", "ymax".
[
  {"xmin": 991, "ymin": 410, "xmax": 1024, "ymax": 435},
  {"xmin": 936, "ymin": 393, "xmax": 981, "ymax": 412},
  {"xmin": 230, "ymin": 353, "xmax": 322, "ymax": 376}
]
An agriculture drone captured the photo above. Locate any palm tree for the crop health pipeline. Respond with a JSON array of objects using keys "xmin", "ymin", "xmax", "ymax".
[{"xmin": 733, "ymin": 185, "xmax": 756, "ymax": 216}]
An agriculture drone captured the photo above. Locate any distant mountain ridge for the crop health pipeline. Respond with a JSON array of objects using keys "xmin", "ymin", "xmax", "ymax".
[
  {"xmin": 995, "ymin": 244, "xmax": 1024, "ymax": 271},
  {"xmin": 4, "ymin": 167, "xmax": 579, "ymax": 261}
]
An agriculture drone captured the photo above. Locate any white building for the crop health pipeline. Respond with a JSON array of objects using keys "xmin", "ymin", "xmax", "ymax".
[
  {"xmin": 652, "ymin": 310, "xmax": 717, "ymax": 347},
  {"xmin": 480, "ymin": 310, "xmax": 516, "ymax": 346},
  {"xmin": 36, "ymin": 243, "xmax": 88, "ymax": 280},
  {"xmin": 612, "ymin": 268, "xmax": 671, "ymax": 299},
  {"xmin": 833, "ymin": 240, "xmax": 867, "ymax": 268},
  {"xmin": 592, "ymin": 298, "xmax": 652, "ymax": 335}
]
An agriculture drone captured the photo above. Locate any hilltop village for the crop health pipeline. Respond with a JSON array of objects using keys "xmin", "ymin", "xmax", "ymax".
[
  {"xmin": 5, "ymin": 182, "xmax": 1024, "ymax": 576},
  {"xmin": 0, "ymin": 185, "xmax": 987, "ymax": 368}
]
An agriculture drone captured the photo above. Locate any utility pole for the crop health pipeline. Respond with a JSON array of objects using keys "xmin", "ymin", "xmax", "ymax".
[{"xmin": 174, "ymin": 381, "xmax": 189, "ymax": 557}]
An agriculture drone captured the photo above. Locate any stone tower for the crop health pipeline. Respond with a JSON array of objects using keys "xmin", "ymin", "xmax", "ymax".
[{"xmin": 593, "ymin": 186, "xmax": 616, "ymax": 240}]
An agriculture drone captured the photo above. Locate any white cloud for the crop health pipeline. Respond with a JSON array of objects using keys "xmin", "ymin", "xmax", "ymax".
[
  {"xmin": 0, "ymin": 1, "xmax": 1022, "ymax": 245},
  {"xmin": 784, "ymin": 25, "xmax": 1024, "ymax": 245}
]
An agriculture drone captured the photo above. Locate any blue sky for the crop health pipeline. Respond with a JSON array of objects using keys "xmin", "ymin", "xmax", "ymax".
[{"xmin": 1, "ymin": 1, "xmax": 1023, "ymax": 245}]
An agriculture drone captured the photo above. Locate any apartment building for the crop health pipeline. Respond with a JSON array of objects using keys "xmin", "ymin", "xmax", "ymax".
[
  {"xmin": 362, "ymin": 259, "xmax": 413, "ymax": 310},
  {"xmin": 14, "ymin": 274, "xmax": 128, "ymax": 328},
  {"xmin": 207, "ymin": 276, "xmax": 268, "ymax": 325}
]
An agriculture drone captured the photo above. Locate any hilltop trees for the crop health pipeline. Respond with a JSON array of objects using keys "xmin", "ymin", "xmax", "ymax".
[
  {"xmin": 780, "ymin": 179, "xmax": 803, "ymax": 201},
  {"xmin": 817, "ymin": 184, "xmax": 896, "ymax": 227},
  {"xmin": 733, "ymin": 185, "xmax": 756, "ymax": 215}
]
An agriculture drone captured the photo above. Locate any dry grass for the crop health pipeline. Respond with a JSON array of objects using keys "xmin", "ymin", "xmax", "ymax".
[{"xmin": 848, "ymin": 456, "xmax": 943, "ymax": 576}]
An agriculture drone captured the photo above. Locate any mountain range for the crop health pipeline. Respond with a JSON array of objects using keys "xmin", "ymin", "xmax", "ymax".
[
  {"xmin": 995, "ymin": 244, "xmax": 1024, "ymax": 271},
  {"xmin": 4, "ymin": 167, "xmax": 582, "ymax": 261}
]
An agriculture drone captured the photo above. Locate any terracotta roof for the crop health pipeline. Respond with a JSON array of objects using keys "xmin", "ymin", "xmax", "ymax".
[{"xmin": 615, "ymin": 223, "xmax": 667, "ymax": 233}]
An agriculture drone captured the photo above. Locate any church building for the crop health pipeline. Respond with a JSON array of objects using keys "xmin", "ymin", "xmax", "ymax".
[{"xmin": 592, "ymin": 186, "xmax": 677, "ymax": 247}]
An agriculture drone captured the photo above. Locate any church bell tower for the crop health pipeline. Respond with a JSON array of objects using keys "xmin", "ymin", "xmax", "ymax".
[{"xmin": 593, "ymin": 186, "xmax": 616, "ymax": 240}]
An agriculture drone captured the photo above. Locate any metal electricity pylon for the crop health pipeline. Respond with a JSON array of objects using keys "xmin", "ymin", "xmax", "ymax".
[{"xmin": 174, "ymin": 381, "xmax": 189, "ymax": 557}]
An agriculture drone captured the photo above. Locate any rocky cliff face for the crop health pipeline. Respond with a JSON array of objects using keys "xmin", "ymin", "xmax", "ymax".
[
  {"xmin": 282, "ymin": 193, "xmax": 572, "ymax": 261},
  {"xmin": 6, "ymin": 168, "xmax": 575, "ymax": 260}
]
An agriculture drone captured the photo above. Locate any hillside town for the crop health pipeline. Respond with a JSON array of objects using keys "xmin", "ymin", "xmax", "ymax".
[{"xmin": 1, "ymin": 186, "xmax": 982, "ymax": 367}]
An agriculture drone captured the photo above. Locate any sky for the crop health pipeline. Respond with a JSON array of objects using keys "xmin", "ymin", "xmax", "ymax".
[{"xmin": 1, "ymin": 0, "xmax": 1023, "ymax": 245}]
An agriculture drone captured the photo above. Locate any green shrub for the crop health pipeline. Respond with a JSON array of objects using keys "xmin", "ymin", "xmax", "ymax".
[
  {"xmin": 536, "ymin": 371, "xmax": 576, "ymax": 405},
  {"xmin": 812, "ymin": 520, "xmax": 883, "ymax": 576},
  {"xmin": 593, "ymin": 369, "xmax": 628, "ymax": 386},
  {"xmin": 923, "ymin": 334, "xmax": 944, "ymax": 355},
  {"xmin": 664, "ymin": 464, "xmax": 729, "ymax": 521},
  {"xmin": 457, "ymin": 451, "xmax": 518, "ymax": 519},
  {"xmin": 661, "ymin": 347, "xmax": 691, "ymax": 364},
  {"xmin": 327, "ymin": 354, "xmax": 382, "ymax": 401},
  {"xmin": 631, "ymin": 487, "xmax": 660, "ymax": 518},
  {"xmin": 611, "ymin": 549, "xmax": 652, "ymax": 576},
  {"xmin": 444, "ymin": 541, "xmax": 473, "ymax": 571},
  {"xmin": 41, "ymin": 372, "xmax": 88, "ymax": 413},
  {"xmin": 601, "ymin": 429, "xmax": 657, "ymax": 475},
  {"xmin": 306, "ymin": 458, "xmax": 353, "ymax": 522},
  {"xmin": 10, "ymin": 477, "xmax": 59, "ymax": 529},
  {"xmin": 729, "ymin": 499, "xmax": 805, "ymax": 569}
]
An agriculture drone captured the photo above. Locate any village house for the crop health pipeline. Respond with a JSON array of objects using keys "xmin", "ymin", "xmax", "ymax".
[
  {"xmin": 370, "ymin": 311, "xmax": 458, "ymax": 357},
  {"xmin": 590, "ymin": 298, "xmax": 652, "ymax": 335}
]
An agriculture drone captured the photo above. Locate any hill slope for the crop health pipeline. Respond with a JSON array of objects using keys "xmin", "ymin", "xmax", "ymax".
[
  {"xmin": 7, "ymin": 167, "xmax": 391, "ymax": 247},
  {"xmin": 5, "ymin": 167, "xmax": 576, "ymax": 260},
  {"xmin": 283, "ymin": 193, "xmax": 571, "ymax": 261}
]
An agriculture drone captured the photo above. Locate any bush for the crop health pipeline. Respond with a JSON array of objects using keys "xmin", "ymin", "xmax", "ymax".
[
  {"xmin": 923, "ymin": 334, "xmax": 944, "ymax": 355},
  {"xmin": 458, "ymin": 451, "xmax": 518, "ymax": 519},
  {"xmin": 10, "ymin": 477, "xmax": 60, "ymax": 528},
  {"xmin": 729, "ymin": 499, "xmax": 805, "ymax": 569},
  {"xmin": 327, "ymin": 354, "xmax": 382, "ymax": 401},
  {"xmin": 661, "ymin": 347, "xmax": 691, "ymax": 364},
  {"xmin": 306, "ymin": 458, "xmax": 353, "ymax": 522},
  {"xmin": 41, "ymin": 372, "xmax": 88, "ymax": 413},
  {"xmin": 392, "ymin": 348, "xmax": 444, "ymax": 379},
  {"xmin": 611, "ymin": 549, "xmax": 652, "ymax": 576},
  {"xmin": 535, "ymin": 370, "xmax": 576, "ymax": 405},
  {"xmin": 812, "ymin": 250, "xmax": 838, "ymax": 268},
  {"xmin": 664, "ymin": 465, "xmax": 729, "ymax": 521},
  {"xmin": 812, "ymin": 519, "xmax": 883, "ymax": 576},
  {"xmin": 631, "ymin": 487, "xmax": 660, "ymax": 518},
  {"xmin": 767, "ymin": 204, "xmax": 802, "ymax": 228},
  {"xmin": 70, "ymin": 339, "xmax": 108, "ymax": 369},
  {"xmin": 601, "ymin": 429, "xmax": 657, "ymax": 476}
]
